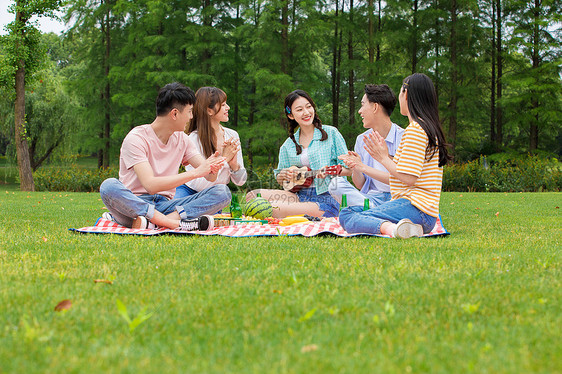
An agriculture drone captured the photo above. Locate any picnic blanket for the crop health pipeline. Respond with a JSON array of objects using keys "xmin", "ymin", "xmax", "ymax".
[{"xmin": 70, "ymin": 216, "xmax": 449, "ymax": 238}]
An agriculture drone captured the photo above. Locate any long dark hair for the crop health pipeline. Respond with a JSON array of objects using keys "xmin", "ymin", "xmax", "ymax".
[
  {"xmin": 284, "ymin": 89, "xmax": 328, "ymax": 155},
  {"xmin": 402, "ymin": 73, "xmax": 451, "ymax": 167},
  {"xmin": 187, "ymin": 87, "xmax": 227, "ymax": 158}
]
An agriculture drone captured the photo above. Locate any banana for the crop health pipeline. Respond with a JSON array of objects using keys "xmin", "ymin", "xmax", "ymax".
[{"xmin": 279, "ymin": 216, "xmax": 310, "ymax": 226}]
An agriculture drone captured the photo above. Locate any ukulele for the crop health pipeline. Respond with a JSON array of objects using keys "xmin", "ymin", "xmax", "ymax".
[{"xmin": 282, "ymin": 165, "xmax": 342, "ymax": 193}]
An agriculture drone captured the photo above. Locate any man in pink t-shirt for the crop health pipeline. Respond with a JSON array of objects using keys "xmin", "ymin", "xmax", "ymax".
[{"xmin": 100, "ymin": 82, "xmax": 231, "ymax": 231}]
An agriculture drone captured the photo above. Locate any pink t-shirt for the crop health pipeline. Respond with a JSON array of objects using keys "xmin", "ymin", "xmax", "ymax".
[{"xmin": 119, "ymin": 124, "xmax": 200, "ymax": 199}]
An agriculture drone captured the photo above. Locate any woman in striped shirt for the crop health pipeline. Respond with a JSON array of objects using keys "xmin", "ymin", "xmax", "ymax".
[{"xmin": 339, "ymin": 73, "xmax": 451, "ymax": 238}]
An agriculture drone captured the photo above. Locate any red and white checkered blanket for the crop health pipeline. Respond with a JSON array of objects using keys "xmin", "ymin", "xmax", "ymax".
[{"xmin": 70, "ymin": 216, "xmax": 449, "ymax": 238}]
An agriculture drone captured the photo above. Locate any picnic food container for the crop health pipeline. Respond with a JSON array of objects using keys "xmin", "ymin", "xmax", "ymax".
[{"xmin": 213, "ymin": 214, "xmax": 268, "ymax": 227}]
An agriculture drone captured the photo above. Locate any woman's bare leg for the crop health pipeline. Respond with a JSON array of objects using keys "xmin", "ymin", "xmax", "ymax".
[{"xmin": 246, "ymin": 189, "xmax": 324, "ymax": 218}]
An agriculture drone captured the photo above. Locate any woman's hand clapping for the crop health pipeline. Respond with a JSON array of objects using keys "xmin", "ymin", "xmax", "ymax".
[
  {"xmin": 222, "ymin": 138, "xmax": 240, "ymax": 163},
  {"xmin": 363, "ymin": 131, "xmax": 389, "ymax": 163}
]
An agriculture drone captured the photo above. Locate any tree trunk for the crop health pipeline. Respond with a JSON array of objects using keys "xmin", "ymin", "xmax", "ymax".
[
  {"xmin": 14, "ymin": 5, "xmax": 35, "ymax": 191},
  {"xmin": 490, "ymin": 0, "xmax": 497, "ymax": 147},
  {"xmin": 334, "ymin": 27, "xmax": 343, "ymax": 128},
  {"xmin": 281, "ymin": 0, "xmax": 289, "ymax": 75},
  {"xmin": 99, "ymin": 0, "xmax": 111, "ymax": 169},
  {"xmin": 32, "ymin": 135, "xmax": 63, "ymax": 171},
  {"xmin": 447, "ymin": 0, "xmax": 458, "ymax": 155},
  {"xmin": 201, "ymin": 0, "xmax": 212, "ymax": 75},
  {"xmin": 232, "ymin": 4, "xmax": 240, "ymax": 128},
  {"xmin": 434, "ymin": 0, "xmax": 440, "ymax": 98},
  {"xmin": 529, "ymin": 0, "xmax": 539, "ymax": 151},
  {"xmin": 348, "ymin": 0, "xmax": 355, "ymax": 126},
  {"xmin": 331, "ymin": 0, "xmax": 340, "ymax": 127},
  {"xmin": 495, "ymin": 0, "xmax": 503, "ymax": 151},
  {"xmin": 411, "ymin": 0, "xmax": 419, "ymax": 74},
  {"xmin": 103, "ymin": 18, "xmax": 111, "ymax": 169},
  {"xmin": 367, "ymin": 0, "xmax": 374, "ymax": 80},
  {"xmin": 376, "ymin": 0, "xmax": 381, "ymax": 63}
]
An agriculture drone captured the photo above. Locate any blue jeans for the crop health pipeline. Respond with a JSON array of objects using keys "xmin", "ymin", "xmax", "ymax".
[
  {"xmin": 296, "ymin": 186, "xmax": 340, "ymax": 218},
  {"xmin": 174, "ymin": 184, "xmax": 199, "ymax": 199},
  {"xmin": 99, "ymin": 178, "xmax": 231, "ymax": 228},
  {"xmin": 339, "ymin": 198, "xmax": 436, "ymax": 235},
  {"xmin": 328, "ymin": 177, "xmax": 391, "ymax": 208}
]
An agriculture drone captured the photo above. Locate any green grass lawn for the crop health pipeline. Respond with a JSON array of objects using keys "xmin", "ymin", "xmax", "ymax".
[{"xmin": 0, "ymin": 191, "xmax": 560, "ymax": 373}]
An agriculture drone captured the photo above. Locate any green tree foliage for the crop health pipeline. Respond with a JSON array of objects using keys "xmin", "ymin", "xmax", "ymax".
[
  {"xmin": 0, "ymin": 0, "xmax": 64, "ymax": 190},
  {"xmin": 503, "ymin": 0, "xmax": 562, "ymax": 154},
  {"xmin": 1, "ymin": 0, "xmax": 561, "ymax": 178},
  {"xmin": 1, "ymin": 33, "xmax": 82, "ymax": 170}
]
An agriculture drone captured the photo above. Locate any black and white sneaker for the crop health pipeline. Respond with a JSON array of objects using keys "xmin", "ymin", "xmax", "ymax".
[
  {"xmin": 178, "ymin": 215, "xmax": 214, "ymax": 231},
  {"xmin": 102, "ymin": 212, "xmax": 115, "ymax": 222},
  {"xmin": 132, "ymin": 216, "xmax": 157, "ymax": 230}
]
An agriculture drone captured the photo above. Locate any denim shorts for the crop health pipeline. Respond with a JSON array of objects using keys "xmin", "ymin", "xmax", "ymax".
[{"xmin": 296, "ymin": 186, "xmax": 340, "ymax": 218}]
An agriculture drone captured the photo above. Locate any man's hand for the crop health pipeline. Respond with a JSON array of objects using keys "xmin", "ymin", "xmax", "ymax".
[
  {"xmin": 195, "ymin": 151, "xmax": 226, "ymax": 177},
  {"xmin": 339, "ymin": 151, "xmax": 364, "ymax": 172}
]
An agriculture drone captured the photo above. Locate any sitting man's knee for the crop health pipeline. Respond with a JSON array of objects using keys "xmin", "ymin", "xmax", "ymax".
[
  {"xmin": 212, "ymin": 184, "xmax": 231, "ymax": 200},
  {"xmin": 100, "ymin": 178, "xmax": 119, "ymax": 196}
]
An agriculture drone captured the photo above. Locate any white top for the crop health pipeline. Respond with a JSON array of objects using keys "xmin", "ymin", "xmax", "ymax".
[
  {"xmin": 300, "ymin": 147, "xmax": 311, "ymax": 168},
  {"xmin": 354, "ymin": 123, "xmax": 405, "ymax": 193},
  {"xmin": 185, "ymin": 126, "xmax": 247, "ymax": 192}
]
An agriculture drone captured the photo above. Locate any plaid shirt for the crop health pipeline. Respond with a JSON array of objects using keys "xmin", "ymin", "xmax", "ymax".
[{"xmin": 275, "ymin": 125, "xmax": 348, "ymax": 194}]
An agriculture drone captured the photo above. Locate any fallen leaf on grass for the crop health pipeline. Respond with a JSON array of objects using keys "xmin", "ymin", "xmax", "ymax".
[
  {"xmin": 272, "ymin": 289, "xmax": 282, "ymax": 294},
  {"xmin": 556, "ymin": 206, "xmax": 559, "ymax": 209},
  {"xmin": 301, "ymin": 344, "xmax": 318, "ymax": 353},
  {"xmin": 94, "ymin": 279, "xmax": 113, "ymax": 284},
  {"xmin": 54, "ymin": 299, "xmax": 72, "ymax": 312},
  {"xmin": 299, "ymin": 308, "xmax": 317, "ymax": 322}
]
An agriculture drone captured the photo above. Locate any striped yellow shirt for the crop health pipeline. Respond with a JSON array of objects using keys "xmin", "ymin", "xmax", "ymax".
[{"xmin": 390, "ymin": 121, "xmax": 443, "ymax": 217}]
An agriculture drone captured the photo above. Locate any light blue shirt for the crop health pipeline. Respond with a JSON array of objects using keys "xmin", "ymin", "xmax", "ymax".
[
  {"xmin": 275, "ymin": 125, "xmax": 348, "ymax": 194},
  {"xmin": 354, "ymin": 123, "xmax": 404, "ymax": 193}
]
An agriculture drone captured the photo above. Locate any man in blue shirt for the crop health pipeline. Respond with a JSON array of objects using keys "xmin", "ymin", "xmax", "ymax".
[{"xmin": 329, "ymin": 84, "xmax": 404, "ymax": 208}]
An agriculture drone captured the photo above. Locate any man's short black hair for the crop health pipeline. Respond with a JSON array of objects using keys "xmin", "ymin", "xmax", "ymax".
[
  {"xmin": 364, "ymin": 84, "xmax": 397, "ymax": 117},
  {"xmin": 156, "ymin": 82, "xmax": 196, "ymax": 116}
]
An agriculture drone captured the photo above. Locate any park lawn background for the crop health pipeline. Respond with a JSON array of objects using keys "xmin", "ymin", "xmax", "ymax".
[{"xmin": 0, "ymin": 191, "xmax": 560, "ymax": 373}]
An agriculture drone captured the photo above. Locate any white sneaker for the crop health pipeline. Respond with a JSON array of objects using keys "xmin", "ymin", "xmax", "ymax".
[
  {"xmin": 178, "ymin": 215, "xmax": 214, "ymax": 231},
  {"xmin": 102, "ymin": 212, "xmax": 115, "ymax": 222},
  {"xmin": 393, "ymin": 219, "xmax": 423, "ymax": 239},
  {"xmin": 132, "ymin": 216, "xmax": 157, "ymax": 230}
]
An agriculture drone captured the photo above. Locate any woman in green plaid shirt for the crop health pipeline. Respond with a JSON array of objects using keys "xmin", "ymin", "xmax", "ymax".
[{"xmin": 248, "ymin": 90, "xmax": 352, "ymax": 218}]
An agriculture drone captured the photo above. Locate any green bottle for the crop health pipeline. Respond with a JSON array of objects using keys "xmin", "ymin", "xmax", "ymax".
[
  {"xmin": 340, "ymin": 194, "xmax": 347, "ymax": 211},
  {"xmin": 363, "ymin": 198, "xmax": 370, "ymax": 211},
  {"xmin": 230, "ymin": 194, "xmax": 243, "ymax": 218},
  {"xmin": 257, "ymin": 193, "xmax": 262, "ymax": 198}
]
